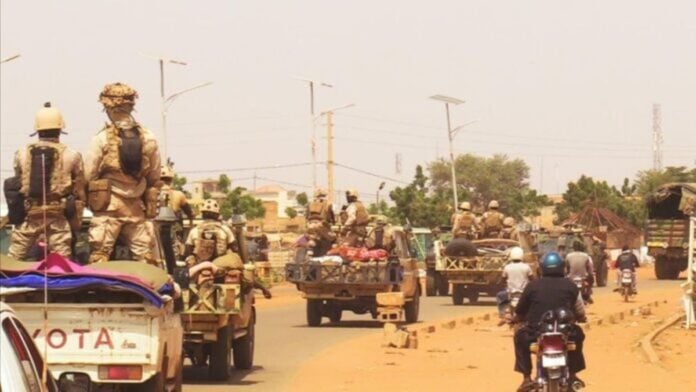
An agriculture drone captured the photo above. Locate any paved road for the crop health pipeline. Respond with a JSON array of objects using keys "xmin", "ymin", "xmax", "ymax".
[{"xmin": 183, "ymin": 272, "xmax": 677, "ymax": 391}]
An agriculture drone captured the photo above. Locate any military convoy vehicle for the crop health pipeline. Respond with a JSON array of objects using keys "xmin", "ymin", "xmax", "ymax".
[
  {"xmin": 176, "ymin": 215, "xmax": 258, "ymax": 381},
  {"xmin": 434, "ymin": 237, "xmax": 537, "ymax": 305},
  {"xmin": 285, "ymin": 226, "xmax": 421, "ymax": 326},
  {"xmin": 645, "ymin": 183, "xmax": 696, "ymax": 279}
]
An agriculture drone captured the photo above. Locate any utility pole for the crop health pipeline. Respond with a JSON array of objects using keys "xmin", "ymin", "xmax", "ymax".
[
  {"xmin": 652, "ymin": 103, "xmax": 663, "ymax": 171},
  {"xmin": 429, "ymin": 95, "xmax": 465, "ymax": 211},
  {"xmin": 326, "ymin": 111, "xmax": 335, "ymax": 204}
]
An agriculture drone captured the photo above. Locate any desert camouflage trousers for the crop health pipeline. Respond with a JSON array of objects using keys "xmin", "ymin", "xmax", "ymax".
[
  {"xmin": 88, "ymin": 195, "xmax": 154, "ymax": 264},
  {"xmin": 8, "ymin": 213, "xmax": 71, "ymax": 259}
]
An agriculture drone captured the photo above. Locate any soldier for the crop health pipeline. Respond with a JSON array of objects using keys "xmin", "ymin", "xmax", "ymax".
[
  {"xmin": 340, "ymin": 189, "xmax": 369, "ymax": 247},
  {"xmin": 500, "ymin": 217, "xmax": 519, "ymax": 241},
  {"xmin": 160, "ymin": 165, "xmax": 194, "ymax": 224},
  {"xmin": 183, "ymin": 199, "xmax": 271, "ymax": 298},
  {"xmin": 452, "ymin": 201, "xmax": 478, "ymax": 239},
  {"xmin": 481, "ymin": 200, "xmax": 505, "ymax": 238},
  {"xmin": 305, "ymin": 187, "xmax": 336, "ymax": 256},
  {"xmin": 7, "ymin": 103, "xmax": 86, "ymax": 259},
  {"xmin": 85, "ymin": 83, "xmax": 162, "ymax": 264},
  {"xmin": 365, "ymin": 216, "xmax": 395, "ymax": 252}
]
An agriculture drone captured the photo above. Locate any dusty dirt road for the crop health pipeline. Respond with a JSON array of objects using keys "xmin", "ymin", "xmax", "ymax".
[
  {"xmin": 183, "ymin": 282, "xmax": 507, "ymax": 391},
  {"xmin": 290, "ymin": 269, "xmax": 693, "ymax": 391},
  {"xmin": 183, "ymin": 270, "xmax": 693, "ymax": 391}
]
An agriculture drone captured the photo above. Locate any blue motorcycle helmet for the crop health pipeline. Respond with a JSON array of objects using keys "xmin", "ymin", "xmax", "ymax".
[{"xmin": 540, "ymin": 252, "xmax": 565, "ymax": 277}]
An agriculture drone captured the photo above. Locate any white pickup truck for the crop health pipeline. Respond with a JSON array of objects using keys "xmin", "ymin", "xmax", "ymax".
[{"xmin": 1, "ymin": 265, "xmax": 183, "ymax": 392}]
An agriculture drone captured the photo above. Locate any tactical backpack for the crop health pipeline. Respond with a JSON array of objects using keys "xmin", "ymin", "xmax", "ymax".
[{"xmin": 3, "ymin": 176, "xmax": 26, "ymax": 225}]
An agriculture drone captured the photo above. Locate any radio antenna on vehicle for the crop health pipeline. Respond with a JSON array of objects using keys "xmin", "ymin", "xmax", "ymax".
[{"xmin": 40, "ymin": 153, "xmax": 50, "ymax": 385}]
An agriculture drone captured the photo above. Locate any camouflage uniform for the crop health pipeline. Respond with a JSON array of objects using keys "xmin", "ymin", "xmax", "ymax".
[
  {"xmin": 305, "ymin": 189, "xmax": 336, "ymax": 255},
  {"xmin": 184, "ymin": 219, "xmax": 236, "ymax": 266},
  {"xmin": 341, "ymin": 190, "xmax": 369, "ymax": 247},
  {"xmin": 8, "ymin": 104, "xmax": 86, "ymax": 260},
  {"xmin": 481, "ymin": 201, "xmax": 505, "ymax": 239},
  {"xmin": 85, "ymin": 83, "xmax": 162, "ymax": 264},
  {"xmin": 452, "ymin": 211, "xmax": 478, "ymax": 239}
]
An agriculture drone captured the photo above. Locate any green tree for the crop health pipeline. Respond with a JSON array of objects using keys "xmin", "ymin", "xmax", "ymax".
[
  {"xmin": 171, "ymin": 174, "xmax": 191, "ymax": 197},
  {"xmin": 389, "ymin": 165, "xmax": 452, "ymax": 227},
  {"xmin": 296, "ymin": 192, "xmax": 308, "ymax": 207},
  {"xmin": 634, "ymin": 166, "xmax": 696, "ymax": 197},
  {"xmin": 219, "ymin": 187, "xmax": 266, "ymax": 220},
  {"xmin": 217, "ymin": 174, "xmax": 232, "ymax": 193},
  {"xmin": 285, "ymin": 207, "xmax": 298, "ymax": 219},
  {"xmin": 428, "ymin": 153, "xmax": 547, "ymax": 218},
  {"xmin": 367, "ymin": 200, "xmax": 390, "ymax": 215}
]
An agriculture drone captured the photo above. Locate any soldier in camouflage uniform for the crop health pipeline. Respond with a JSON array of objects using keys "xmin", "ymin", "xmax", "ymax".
[
  {"xmin": 8, "ymin": 103, "xmax": 86, "ymax": 259},
  {"xmin": 481, "ymin": 200, "xmax": 505, "ymax": 238},
  {"xmin": 160, "ymin": 165, "xmax": 194, "ymax": 224},
  {"xmin": 184, "ymin": 199, "xmax": 271, "ymax": 298},
  {"xmin": 452, "ymin": 201, "xmax": 478, "ymax": 240},
  {"xmin": 340, "ymin": 188, "xmax": 369, "ymax": 247},
  {"xmin": 500, "ymin": 216, "xmax": 520, "ymax": 241},
  {"xmin": 305, "ymin": 187, "xmax": 336, "ymax": 256},
  {"xmin": 85, "ymin": 83, "xmax": 162, "ymax": 264}
]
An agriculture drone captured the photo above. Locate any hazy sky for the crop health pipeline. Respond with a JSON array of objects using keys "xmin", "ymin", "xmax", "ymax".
[{"xmin": 2, "ymin": 0, "xmax": 695, "ymax": 204}]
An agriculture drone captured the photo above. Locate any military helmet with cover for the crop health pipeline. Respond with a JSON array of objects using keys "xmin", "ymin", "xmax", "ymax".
[
  {"xmin": 160, "ymin": 165, "xmax": 175, "ymax": 180},
  {"xmin": 459, "ymin": 201, "xmax": 471, "ymax": 211},
  {"xmin": 99, "ymin": 82, "xmax": 139, "ymax": 109},
  {"xmin": 503, "ymin": 216, "xmax": 515, "ymax": 227},
  {"xmin": 314, "ymin": 187, "xmax": 328, "ymax": 198},
  {"xmin": 201, "ymin": 199, "xmax": 220, "ymax": 214},
  {"xmin": 33, "ymin": 102, "xmax": 65, "ymax": 132},
  {"xmin": 488, "ymin": 200, "xmax": 500, "ymax": 209},
  {"xmin": 346, "ymin": 188, "xmax": 359, "ymax": 198}
]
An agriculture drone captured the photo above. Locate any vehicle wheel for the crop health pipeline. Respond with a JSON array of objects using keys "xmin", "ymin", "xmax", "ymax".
[
  {"xmin": 209, "ymin": 326, "xmax": 232, "ymax": 381},
  {"xmin": 654, "ymin": 256, "xmax": 670, "ymax": 280},
  {"xmin": 436, "ymin": 273, "xmax": 450, "ymax": 296},
  {"xmin": 425, "ymin": 269, "xmax": 437, "ymax": 297},
  {"xmin": 328, "ymin": 307, "xmax": 342, "ymax": 323},
  {"xmin": 404, "ymin": 286, "xmax": 420, "ymax": 323},
  {"xmin": 467, "ymin": 291, "xmax": 479, "ymax": 304},
  {"xmin": 233, "ymin": 310, "xmax": 255, "ymax": 370},
  {"xmin": 546, "ymin": 379, "xmax": 560, "ymax": 392},
  {"xmin": 452, "ymin": 285, "xmax": 465, "ymax": 305},
  {"xmin": 306, "ymin": 299, "xmax": 323, "ymax": 327},
  {"xmin": 667, "ymin": 262, "xmax": 681, "ymax": 280},
  {"xmin": 623, "ymin": 288, "xmax": 629, "ymax": 303}
]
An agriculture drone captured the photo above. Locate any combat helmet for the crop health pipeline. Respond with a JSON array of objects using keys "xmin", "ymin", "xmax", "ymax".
[
  {"xmin": 201, "ymin": 199, "xmax": 220, "ymax": 215},
  {"xmin": 459, "ymin": 201, "xmax": 471, "ymax": 211},
  {"xmin": 99, "ymin": 82, "xmax": 138, "ymax": 109},
  {"xmin": 488, "ymin": 200, "xmax": 500, "ymax": 209},
  {"xmin": 314, "ymin": 187, "xmax": 328, "ymax": 198},
  {"xmin": 346, "ymin": 188, "xmax": 359, "ymax": 198},
  {"xmin": 503, "ymin": 216, "xmax": 515, "ymax": 227},
  {"xmin": 33, "ymin": 102, "xmax": 65, "ymax": 133}
]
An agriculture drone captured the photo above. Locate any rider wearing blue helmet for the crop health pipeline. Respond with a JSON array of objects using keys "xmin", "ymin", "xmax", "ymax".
[{"xmin": 512, "ymin": 252, "xmax": 587, "ymax": 391}]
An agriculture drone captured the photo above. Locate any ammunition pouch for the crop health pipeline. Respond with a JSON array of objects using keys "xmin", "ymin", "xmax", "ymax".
[
  {"xmin": 64, "ymin": 196, "xmax": 84, "ymax": 232},
  {"xmin": 143, "ymin": 186, "xmax": 160, "ymax": 219},
  {"xmin": 4, "ymin": 176, "xmax": 26, "ymax": 225},
  {"xmin": 88, "ymin": 179, "xmax": 111, "ymax": 212}
]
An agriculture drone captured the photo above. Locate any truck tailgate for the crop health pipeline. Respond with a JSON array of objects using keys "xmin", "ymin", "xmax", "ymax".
[{"xmin": 11, "ymin": 303, "xmax": 156, "ymax": 365}]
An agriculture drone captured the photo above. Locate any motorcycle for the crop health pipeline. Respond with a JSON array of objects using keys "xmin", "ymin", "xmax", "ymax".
[
  {"xmin": 619, "ymin": 269, "xmax": 635, "ymax": 302},
  {"xmin": 530, "ymin": 309, "xmax": 584, "ymax": 392},
  {"xmin": 571, "ymin": 277, "xmax": 592, "ymax": 305},
  {"xmin": 504, "ymin": 290, "xmax": 524, "ymax": 326}
]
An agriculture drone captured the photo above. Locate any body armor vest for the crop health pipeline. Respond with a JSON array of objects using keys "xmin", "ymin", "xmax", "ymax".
[
  {"xmin": 457, "ymin": 212, "xmax": 475, "ymax": 228},
  {"xmin": 484, "ymin": 212, "xmax": 503, "ymax": 229},
  {"xmin": 194, "ymin": 221, "xmax": 228, "ymax": 261},
  {"xmin": 353, "ymin": 201, "xmax": 369, "ymax": 225},
  {"xmin": 20, "ymin": 142, "xmax": 68, "ymax": 202},
  {"xmin": 308, "ymin": 199, "xmax": 328, "ymax": 221},
  {"xmin": 99, "ymin": 125, "xmax": 154, "ymax": 180}
]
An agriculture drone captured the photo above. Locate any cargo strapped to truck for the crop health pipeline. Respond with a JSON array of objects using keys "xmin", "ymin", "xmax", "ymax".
[{"xmin": 285, "ymin": 260, "xmax": 402, "ymax": 285}]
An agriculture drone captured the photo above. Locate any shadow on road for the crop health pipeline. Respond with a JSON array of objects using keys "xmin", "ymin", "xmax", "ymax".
[{"xmin": 183, "ymin": 365, "xmax": 264, "ymax": 386}]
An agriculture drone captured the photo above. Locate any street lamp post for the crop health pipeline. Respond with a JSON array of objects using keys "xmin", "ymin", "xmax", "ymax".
[
  {"xmin": 320, "ymin": 103, "xmax": 355, "ymax": 204},
  {"xmin": 141, "ymin": 54, "xmax": 188, "ymax": 160},
  {"xmin": 0, "ymin": 54, "xmax": 21, "ymax": 64},
  {"xmin": 161, "ymin": 81, "xmax": 213, "ymax": 156},
  {"xmin": 293, "ymin": 76, "xmax": 333, "ymax": 189},
  {"xmin": 376, "ymin": 181, "xmax": 386, "ymax": 211},
  {"xmin": 430, "ymin": 95, "xmax": 465, "ymax": 210}
]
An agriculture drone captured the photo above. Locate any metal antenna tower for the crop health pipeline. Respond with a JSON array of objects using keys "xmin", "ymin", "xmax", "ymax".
[{"xmin": 652, "ymin": 103, "xmax": 663, "ymax": 171}]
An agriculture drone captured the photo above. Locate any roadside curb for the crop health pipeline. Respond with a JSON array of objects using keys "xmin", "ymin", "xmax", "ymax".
[
  {"xmin": 638, "ymin": 312, "xmax": 685, "ymax": 365},
  {"xmin": 406, "ymin": 309, "xmax": 500, "ymax": 337}
]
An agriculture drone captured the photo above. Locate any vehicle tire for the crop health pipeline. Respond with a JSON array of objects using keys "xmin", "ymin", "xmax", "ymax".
[
  {"xmin": 667, "ymin": 263, "xmax": 681, "ymax": 280},
  {"xmin": 467, "ymin": 291, "xmax": 479, "ymax": 304},
  {"xmin": 444, "ymin": 238, "xmax": 478, "ymax": 257},
  {"xmin": 654, "ymin": 256, "xmax": 670, "ymax": 280},
  {"xmin": 404, "ymin": 286, "xmax": 420, "ymax": 323},
  {"xmin": 306, "ymin": 299, "xmax": 323, "ymax": 327},
  {"xmin": 623, "ymin": 288, "xmax": 629, "ymax": 303},
  {"xmin": 436, "ymin": 273, "xmax": 450, "ymax": 296},
  {"xmin": 452, "ymin": 284, "xmax": 465, "ymax": 305},
  {"xmin": 233, "ymin": 311, "xmax": 255, "ymax": 370},
  {"xmin": 328, "ymin": 307, "xmax": 343, "ymax": 323},
  {"xmin": 209, "ymin": 326, "xmax": 232, "ymax": 381},
  {"xmin": 425, "ymin": 269, "xmax": 437, "ymax": 297},
  {"xmin": 546, "ymin": 379, "xmax": 560, "ymax": 392}
]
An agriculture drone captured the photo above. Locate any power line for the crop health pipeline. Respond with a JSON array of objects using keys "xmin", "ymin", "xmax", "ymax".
[
  {"xmin": 334, "ymin": 163, "xmax": 409, "ymax": 184},
  {"xmin": 178, "ymin": 162, "xmax": 318, "ymax": 174}
]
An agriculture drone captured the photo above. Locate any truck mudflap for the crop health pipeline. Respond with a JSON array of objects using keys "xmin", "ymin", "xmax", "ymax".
[
  {"xmin": 285, "ymin": 260, "xmax": 403, "ymax": 285},
  {"xmin": 9, "ymin": 303, "xmax": 162, "ymax": 383}
]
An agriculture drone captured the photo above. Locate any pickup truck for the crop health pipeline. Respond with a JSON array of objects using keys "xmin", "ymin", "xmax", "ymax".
[{"xmin": 0, "ymin": 210, "xmax": 184, "ymax": 391}]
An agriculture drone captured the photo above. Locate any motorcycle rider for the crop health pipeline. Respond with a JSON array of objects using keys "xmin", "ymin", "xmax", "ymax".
[
  {"xmin": 514, "ymin": 252, "xmax": 587, "ymax": 391},
  {"xmin": 496, "ymin": 246, "xmax": 534, "ymax": 325},
  {"xmin": 565, "ymin": 241, "xmax": 595, "ymax": 304},
  {"xmin": 614, "ymin": 245, "xmax": 640, "ymax": 293}
]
